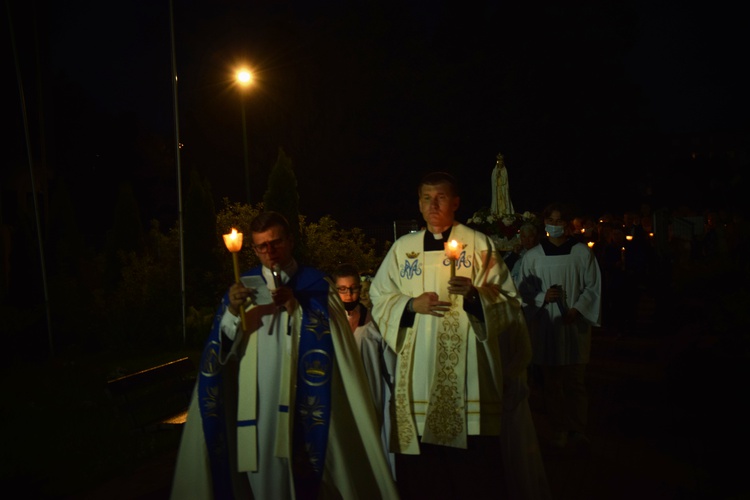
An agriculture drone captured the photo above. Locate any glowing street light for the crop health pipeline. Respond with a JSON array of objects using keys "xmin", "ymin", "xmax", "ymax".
[{"xmin": 236, "ymin": 68, "xmax": 253, "ymax": 205}]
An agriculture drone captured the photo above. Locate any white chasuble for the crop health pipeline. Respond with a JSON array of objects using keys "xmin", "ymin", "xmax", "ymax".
[{"xmin": 371, "ymin": 223, "xmax": 514, "ymax": 454}]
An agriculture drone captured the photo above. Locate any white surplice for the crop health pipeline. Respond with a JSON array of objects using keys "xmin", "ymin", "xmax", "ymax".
[{"xmin": 518, "ymin": 241, "xmax": 602, "ymax": 366}]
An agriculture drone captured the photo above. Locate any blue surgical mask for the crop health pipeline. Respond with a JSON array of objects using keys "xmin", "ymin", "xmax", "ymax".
[{"xmin": 545, "ymin": 224, "xmax": 565, "ymax": 238}]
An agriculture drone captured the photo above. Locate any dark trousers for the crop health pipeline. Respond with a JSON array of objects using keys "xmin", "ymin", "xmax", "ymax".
[{"xmin": 395, "ymin": 435, "xmax": 505, "ymax": 500}]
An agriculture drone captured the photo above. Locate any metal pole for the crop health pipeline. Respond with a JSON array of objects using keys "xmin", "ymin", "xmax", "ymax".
[
  {"xmin": 241, "ymin": 95, "xmax": 251, "ymax": 205},
  {"xmin": 7, "ymin": 0, "xmax": 54, "ymax": 356},
  {"xmin": 169, "ymin": 0, "xmax": 187, "ymax": 347}
]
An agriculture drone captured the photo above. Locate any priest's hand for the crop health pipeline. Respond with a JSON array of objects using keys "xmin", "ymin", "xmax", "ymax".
[
  {"xmin": 272, "ymin": 286, "xmax": 297, "ymax": 315},
  {"xmin": 411, "ymin": 292, "xmax": 451, "ymax": 317},
  {"xmin": 228, "ymin": 283, "xmax": 251, "ymax": 316},
  {"xmin": 448, "ymin": 276, "xmax": 477, "ymax": 301}
]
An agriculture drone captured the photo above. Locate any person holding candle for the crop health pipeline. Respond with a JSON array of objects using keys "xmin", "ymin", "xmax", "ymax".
[
  {"xmin": 369, "ymin": 172, "xmax": 543, "ymax": 499},
  {"xmin": 171, "ymin": 211, "xmax": 397, "ymax": 500},
  {"xmin": 518, "ymin": 202, "xmax": 602, "ymax": 450}
]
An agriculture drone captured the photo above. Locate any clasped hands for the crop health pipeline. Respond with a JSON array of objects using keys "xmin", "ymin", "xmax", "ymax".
[
  {"xmin": 411, "ymin": 277, "xmax": 476, "ymax": 317},
  {"xmin": 544, "ymin": 285, "xmax": 580, "ymax": 325}
]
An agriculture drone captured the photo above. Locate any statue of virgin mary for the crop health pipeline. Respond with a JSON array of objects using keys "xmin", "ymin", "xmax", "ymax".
[{"xmin": 491, "ymin": 152, "xmax": 514, "ymax": 216}]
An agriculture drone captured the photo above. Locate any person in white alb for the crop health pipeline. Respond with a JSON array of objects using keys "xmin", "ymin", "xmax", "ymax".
[
  {"xmin": 331, "ymin": 263, "xmax": 397, "ymax": 481},
  {"xmin": 518, "ymin": 202, "xmax": 602, "ymax": 450}
]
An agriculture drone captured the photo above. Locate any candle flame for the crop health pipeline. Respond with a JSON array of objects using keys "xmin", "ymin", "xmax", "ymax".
[
  {"xmin": 223, "ymin": 228, "xmax": 243, "ymax": 252},
  {"xmin": 445, "ymin": 239, "xmax": 461, "ymax": 259}
]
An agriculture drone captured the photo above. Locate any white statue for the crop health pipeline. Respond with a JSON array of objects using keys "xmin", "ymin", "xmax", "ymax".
[{"xmin": 491, "ymin": 152, "xmax": 514, "ymax": 216}]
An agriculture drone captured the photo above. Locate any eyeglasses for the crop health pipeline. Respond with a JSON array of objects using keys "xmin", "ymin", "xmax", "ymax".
[
  {"xmin": 336, "ymin": 286, "xmax": 362, "ymax": 295},
  {"xmin": 252, "ymin": 237, "xmax": 286, "ymax": 253}
]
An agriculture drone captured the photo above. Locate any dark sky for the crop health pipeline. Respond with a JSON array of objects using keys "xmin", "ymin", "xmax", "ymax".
[{"xmin": 4, "ymin": 0, "xmax": 748, "ymax": 236}]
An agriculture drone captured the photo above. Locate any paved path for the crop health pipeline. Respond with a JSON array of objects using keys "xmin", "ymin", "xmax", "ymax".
[{"xmin": 78, "ymin": 323, "xmax": 746, "ymax": 499}]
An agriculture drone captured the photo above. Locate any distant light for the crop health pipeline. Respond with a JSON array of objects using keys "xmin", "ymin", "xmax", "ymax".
[{"xmin": 626, "ymin": 235, "xmax": 633, "ymax": 241}]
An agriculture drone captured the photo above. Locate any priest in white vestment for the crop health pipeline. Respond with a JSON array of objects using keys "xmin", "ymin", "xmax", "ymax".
[
  {"xmin": 171, "ymin": 212, "xmax": 398, "ymax": 500},
  {"xmin": 370, "ymin": 172, "xmax": 531, "ymax": 499}
]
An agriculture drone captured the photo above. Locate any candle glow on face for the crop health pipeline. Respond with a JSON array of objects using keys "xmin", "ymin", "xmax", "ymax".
[{"xmin": 223, "ymin": 228, "xmax": 243, "ymax": 253}]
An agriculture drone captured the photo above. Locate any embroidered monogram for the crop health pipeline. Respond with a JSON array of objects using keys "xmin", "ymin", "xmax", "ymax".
[
  {"xmin": 442, "ymin": 249, "xmax": 473, "ymax": 271},
  {"xmin": 305, "ymin": 308, "xmax": 332, "ymax": 341},
  {"xmin": 400, "ymin": 259, "xmax": 422, "ymax": 279}
]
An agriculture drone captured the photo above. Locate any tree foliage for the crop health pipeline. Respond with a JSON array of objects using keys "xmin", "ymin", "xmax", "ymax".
[{"xmin": 301, "ymin": 215, "xmax": 382, "ymax": 275}]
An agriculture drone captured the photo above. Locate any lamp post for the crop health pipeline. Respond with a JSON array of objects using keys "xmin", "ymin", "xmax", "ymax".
[{"xmin": 236, "ymin": 68, "xmax": 253, "ymax": 205}]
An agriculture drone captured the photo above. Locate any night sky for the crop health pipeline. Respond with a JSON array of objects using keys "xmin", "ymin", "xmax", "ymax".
[{"xmin": 4, "ymin": 0, "xmax": 748, "ymax": 239}]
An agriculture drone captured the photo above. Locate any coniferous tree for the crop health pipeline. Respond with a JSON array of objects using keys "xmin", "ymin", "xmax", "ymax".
[
  {"xmin": 48, "ymin": 177, "xmax": 84, "ymax": 276},
  {"xmin": 103, "ymin": 181, "xmax": 145, "ymax": 290},
  {"xmin": 183, "ymin": 168, "xmax": 217, "ymax": 271},
  {"xmin": 262, "ymin": 147, "xmax": 306, "ymax": 260},
  {"xmin": 183, "ymin": 168, "xmax": 220, "ymax": 307}
]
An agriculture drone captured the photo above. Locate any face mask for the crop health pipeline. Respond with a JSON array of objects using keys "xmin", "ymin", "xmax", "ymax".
[
  {"xmin": 545, "ymin": 224, "xmax": 565, "ymax": 238},
  {"xmin": 343, "ymin": 301, "xmax": 359, "ymax": 312}
]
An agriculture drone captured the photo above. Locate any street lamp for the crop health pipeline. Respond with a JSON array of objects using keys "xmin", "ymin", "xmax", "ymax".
[{"xmin": 236, "ymin": 68, "xmax": 253, "ymax": 205}]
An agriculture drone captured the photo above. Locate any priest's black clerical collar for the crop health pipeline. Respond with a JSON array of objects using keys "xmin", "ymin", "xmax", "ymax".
[{"xmin": 424, "ymin": 227, "xmax": 453, "ymax": 251}]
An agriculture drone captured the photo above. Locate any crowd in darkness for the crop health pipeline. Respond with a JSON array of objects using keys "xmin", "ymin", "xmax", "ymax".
[{"xmin": 498, "ymin": 200, "xmax": 748, "ymax": 337}]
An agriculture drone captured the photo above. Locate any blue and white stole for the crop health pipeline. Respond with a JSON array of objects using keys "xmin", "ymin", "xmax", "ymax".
[{"xmin": 197, "ymin": 266, "xmax": 333, "ymax": 500}]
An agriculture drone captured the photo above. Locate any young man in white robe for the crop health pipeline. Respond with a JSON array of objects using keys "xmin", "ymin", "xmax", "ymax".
[
  {"xmin": 518, "ymin": 202, "xmax": 602, "ymax": 449},
  {"xmin": 332, "ymin": 263, "xmax": 397, "ymax": 481},
  {"xmin": 171, "ymin": 211, "xmax": 398, "ymax": 500},
  {"xmin": 369, "ymin": 172, "xmax": 534, "ymax": 498}
]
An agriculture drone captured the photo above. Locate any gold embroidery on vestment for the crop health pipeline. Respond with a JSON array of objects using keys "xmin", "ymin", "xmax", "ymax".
[
  {"xmin": 395, "ymin": 330, "xmax": 416, "ymax": 447},
  {"xmin": 424, "ymin": 299, "xmax": 464, "ymax": 444}
]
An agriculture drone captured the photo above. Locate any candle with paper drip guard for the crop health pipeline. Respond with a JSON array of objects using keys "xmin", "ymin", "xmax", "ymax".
[
  {"xmin": 223, "ymin": 228, "xmax": 247, "ymax": 331},
  {"xmin": 444, "ymin": 239, "xmax": 462, "ymax": 278}
]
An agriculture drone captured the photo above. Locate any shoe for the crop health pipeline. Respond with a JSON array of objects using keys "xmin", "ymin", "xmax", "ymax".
[
  {"xmin": 569, "ymin": 431, "xmax": 590, "ymax": 446},
  {"xmin": 549, "ymin": 432, "xmax": 568, "ymax": 448}
]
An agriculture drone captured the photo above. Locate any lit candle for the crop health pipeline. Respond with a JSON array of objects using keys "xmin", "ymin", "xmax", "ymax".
[
  {"xmin": 445, "ymin": 239, "xmax": 461, "ymax": 278},
  {"xmin": 223, "ymin": 228, "xmax": 247, "ymax": 331}
]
